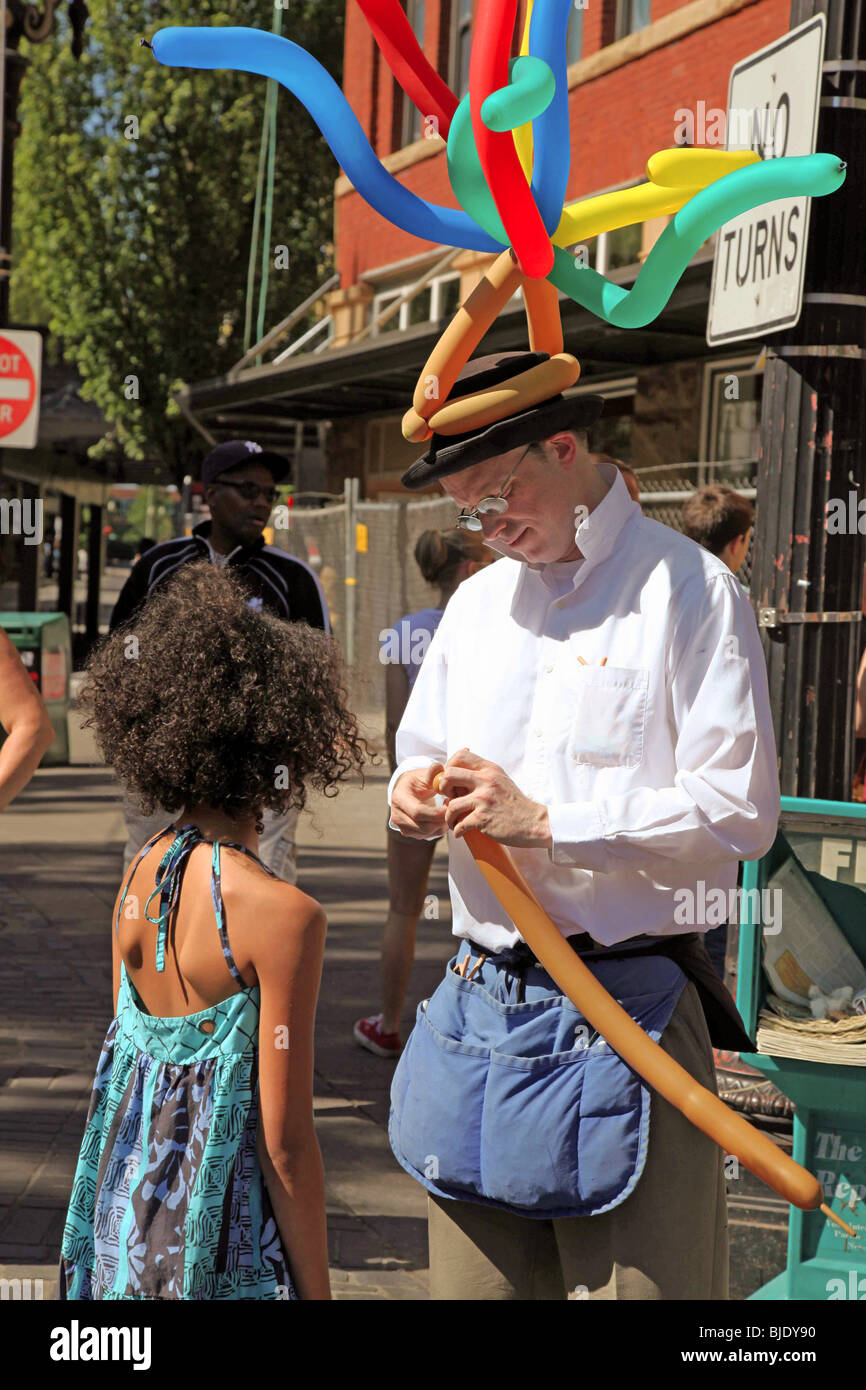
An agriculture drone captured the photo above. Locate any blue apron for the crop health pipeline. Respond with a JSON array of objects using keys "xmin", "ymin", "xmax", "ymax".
[{"xmin": 389, "ymin": 943, "xmax": 688, "ymax": 1219}]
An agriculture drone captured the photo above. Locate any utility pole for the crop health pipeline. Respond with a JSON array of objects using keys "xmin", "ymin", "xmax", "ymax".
[{"xmin": 752, "ymin": 0, "xmax": 866, "ymax": 798}]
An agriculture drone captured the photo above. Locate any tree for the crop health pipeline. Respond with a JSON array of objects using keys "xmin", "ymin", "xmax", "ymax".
[{"xmin": 11, "ymin": 0, "xmax": 342, "ymax": 484}]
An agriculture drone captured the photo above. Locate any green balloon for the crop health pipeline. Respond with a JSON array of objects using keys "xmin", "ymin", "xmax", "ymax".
[
  {"xmin": 481, "ymin": 56, "xmax": 555, "ymax": 133},
  {"xmin": 446, "ymin": 93, "xmax": 509, "ymax": 246},
  {"xmin": 549, "ymin": 153, "xmax": 846, "ymax": 328}
]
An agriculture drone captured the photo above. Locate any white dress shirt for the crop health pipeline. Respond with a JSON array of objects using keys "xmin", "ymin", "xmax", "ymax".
[{"xmin": 387, "ymin": 462, "xmax": 780, "ymax": 952}]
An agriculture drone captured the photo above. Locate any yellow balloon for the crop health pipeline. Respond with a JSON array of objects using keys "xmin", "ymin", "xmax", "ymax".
[
  {"xmin": 647, "ymin": 146, "xmax": 760, "ymax": 187},
  {"xmin": 513, "ymin": 0, "xmax": 535, "ymax": 181},
  {"xmin": 552, "ymin": 146, "xmax": 763, "ymax": 247},
  {"xmin": 554, "ymin": 181, "xmax": 692, "ymax": 246}
]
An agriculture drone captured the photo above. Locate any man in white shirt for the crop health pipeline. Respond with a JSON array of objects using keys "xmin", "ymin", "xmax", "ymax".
[{"xmin": 387, "ymin": 351, "xmax": 780, "ymax": 1300}]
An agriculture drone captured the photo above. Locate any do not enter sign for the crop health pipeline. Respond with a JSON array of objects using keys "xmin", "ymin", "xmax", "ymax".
[{"xmin": 0, "ymin": 330, "xmax": 42, "ymax": 448}]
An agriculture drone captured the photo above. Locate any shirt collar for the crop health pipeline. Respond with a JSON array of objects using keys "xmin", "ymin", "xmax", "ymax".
[
  {"xmin": 192, "ymin": 517, "xmax": 263, "ymax": 563},
  {"xmin": 522, "ymin": 460, "xmax": 639, "ymax": 586}
]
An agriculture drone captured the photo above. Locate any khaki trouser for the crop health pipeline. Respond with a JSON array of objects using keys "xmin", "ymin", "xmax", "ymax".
[
  {"xmin": 120, "ymin": 788, "xmax": 299, "ymax": 885},
  {"xmin": 426, "ymin": 980, "xmax": 729, "ymax": 1300}
]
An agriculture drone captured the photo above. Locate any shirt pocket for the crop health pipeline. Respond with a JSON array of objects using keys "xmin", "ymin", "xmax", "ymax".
[{"xmin": 562, "ymin": 663, "xmax": 649, "ymax": 769}]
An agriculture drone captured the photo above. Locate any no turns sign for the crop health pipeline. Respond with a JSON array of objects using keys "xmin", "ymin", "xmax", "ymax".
[
  {"xmin": 0, "ymin": 330, "xmax": 41, "ymax": 448},
  {"xmin": 707, "ymin": 15, "xmax": 827, "ymax": 346}
]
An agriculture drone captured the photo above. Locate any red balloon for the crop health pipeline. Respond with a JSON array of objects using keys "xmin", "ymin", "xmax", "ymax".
[
  {"xmin": 355, "ymin": 0, "xmax": 457, "ymax": 137},
  {"xmin": 469, "ymin": 0, "xmax": 553, "ymax": 279}
]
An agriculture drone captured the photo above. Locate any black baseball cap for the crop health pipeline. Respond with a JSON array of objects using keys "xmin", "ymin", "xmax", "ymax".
[{"xmin": 201, "ymin": 439, "xmax": 291, "ymax": 486}]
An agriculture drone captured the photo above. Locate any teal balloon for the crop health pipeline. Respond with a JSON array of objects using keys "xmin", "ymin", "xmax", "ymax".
[
  {"xmin": 446, "ymin": 93, "xmax": 509, "ymax": 245},
  {"xmin": 480, "ymin": 56, "xmax": 555, "ymax": 133},
  {"xmin": 549, "ymin": 153, "xmax": 846, "ymax": 328}
]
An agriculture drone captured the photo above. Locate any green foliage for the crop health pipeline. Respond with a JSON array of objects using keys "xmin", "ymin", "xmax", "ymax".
[{"xmin": 12, "ymin": 0, "xmax": 342, "ymax": 484}]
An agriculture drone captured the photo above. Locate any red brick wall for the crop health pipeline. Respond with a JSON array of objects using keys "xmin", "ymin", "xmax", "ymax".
[{"xmin": 338, "ymin": 0, "xmax": 791, "ymax": 285}]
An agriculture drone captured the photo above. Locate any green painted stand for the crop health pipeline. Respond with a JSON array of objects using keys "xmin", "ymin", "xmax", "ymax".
[
  {"xmin": 737, "ymin": 796, "xmax": 866, "ymax": 1300},
  {"xmin": 0, "ymin": 612, "xmax": 70, "ymax": 764}
]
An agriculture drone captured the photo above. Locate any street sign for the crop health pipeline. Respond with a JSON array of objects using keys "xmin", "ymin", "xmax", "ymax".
[
  {"xmin": 0, "ymin": 329, "xmax": 41, "ymax": 447},
  {"xmin": 706, "ymin": 15, "xmax": 826, "ymax": 346}
]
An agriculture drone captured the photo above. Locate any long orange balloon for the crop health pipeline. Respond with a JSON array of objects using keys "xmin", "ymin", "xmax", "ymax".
[{"xmin": 432, "ymin": 774, "xmax": 855, "ymax": 1233}]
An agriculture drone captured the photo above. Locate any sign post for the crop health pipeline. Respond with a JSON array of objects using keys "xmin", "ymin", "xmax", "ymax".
[{"xmin": 707, "ymin": 15, "xmax": 826, "ymax": 347}]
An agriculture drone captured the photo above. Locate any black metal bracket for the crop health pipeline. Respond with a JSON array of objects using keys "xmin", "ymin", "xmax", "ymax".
[{"xmin": 758, "ymin": 609, "xmax": 863, "ymax": 629}]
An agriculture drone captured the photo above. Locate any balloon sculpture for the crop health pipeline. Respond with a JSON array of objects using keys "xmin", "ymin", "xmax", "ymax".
[
  {"xmin": 146, "ymin": 5, "xmax": 852, "ymax": 1232},
  {"xmin": 148, "ymin": 1, "xmax": 845, "ymax": 441}
]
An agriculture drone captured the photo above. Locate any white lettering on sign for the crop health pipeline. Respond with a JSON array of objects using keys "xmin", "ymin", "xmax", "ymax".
[{"xmin": 817, "ymin": 838, "xmax": 866, "ymax": 884}]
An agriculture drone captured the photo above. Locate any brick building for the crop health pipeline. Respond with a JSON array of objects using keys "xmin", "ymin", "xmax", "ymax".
[{"xmin": 181, "ymin": 0, "xmax": 794, "ymax": 500}]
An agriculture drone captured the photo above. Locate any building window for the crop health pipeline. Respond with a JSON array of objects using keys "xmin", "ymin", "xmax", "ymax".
[
  {"xmin": 569, "ymin": 377, "xmax": 636, "ymax": 459},
  {"xmin": 701, "ymin": 358, "xmax": 764, "ymax": 469},
  {"xmin": 401, "ymin": 0, "xmax": 427, "ymax": 145},
  {"xmin": 567, "ymin": 223, "xmax": 642, "ymax": 276},
  {"xmin": 615, "ymin": 0, "xmax": 651, "ymax": 40},
  {"xmin": 452, "ymin": 0, "xmax": 473, "ymax": 98},
  {"xmin": 566, "ymin": 3, "xmax": 585, "ymax": 65},
  {"xmin": 371, "ymin": 272, "xmax": 462, "ymax": 334}
]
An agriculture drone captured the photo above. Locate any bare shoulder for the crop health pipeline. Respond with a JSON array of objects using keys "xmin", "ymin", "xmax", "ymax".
[{"xmin": 215, "ymin": 846, "xmax": 326, "ymax": 974}]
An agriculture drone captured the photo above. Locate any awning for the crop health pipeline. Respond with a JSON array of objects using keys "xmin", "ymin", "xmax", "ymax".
[{"xmin": 178, "ymin": 258, "xmax": 716, "ymax": 444}]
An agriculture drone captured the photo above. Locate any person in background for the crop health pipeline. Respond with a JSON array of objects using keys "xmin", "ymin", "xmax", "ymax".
[
  {"xmin": 59, "ymin": 561, "xmax": 372, "ymax": 1300},
  {"xmin": 591, "ymin": 453, "xmax": 641, "ymax": 508},
  {"xmin": 110, "ymin": 440, "xmax": 330, "ymax": 885},
  {"xmin": 353, "ymin": 527, "xmax": 494, "ymax": 1057},
  {"xmin": 682, "ymin": 484, "xmax": 753, "ymax": 581},
  {"xmin": 682, "ymin": 484, "xmax": 756, "ymax": 978},
  {"xmin": 0, "ymin": 627, "xmax": 55, "ymax": 811}
]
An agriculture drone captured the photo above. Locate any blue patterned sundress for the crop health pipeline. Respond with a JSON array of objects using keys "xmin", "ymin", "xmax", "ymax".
[{"xmin": 58, "ymin": 823, "xmax": 299, "ymax": 1300}]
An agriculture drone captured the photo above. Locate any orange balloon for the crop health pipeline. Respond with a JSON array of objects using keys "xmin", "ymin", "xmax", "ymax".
[
  {"xmin": 523, "ymin": 275, "xmax": 563, "ymax": 355},
  {"xmin": 424, "ymin": 353, "xmax": 579, "ymax": 436},
  {"xmin": 409, "ymin": 249, "xmax": 521, "ymax": 427}
]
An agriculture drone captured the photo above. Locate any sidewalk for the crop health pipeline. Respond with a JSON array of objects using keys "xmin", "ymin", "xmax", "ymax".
[{"xmin": 0, "ymin": 722, "xmax": 454, "ymax": 1300}]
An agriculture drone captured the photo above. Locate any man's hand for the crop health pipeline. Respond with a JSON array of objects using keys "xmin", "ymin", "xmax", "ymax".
[
  {"xmin": 389, "ymin": 761, "xmax": 448, "ymax": 839},
  {"xmin": 437, "ymin": 748, "xmax": 552, "ymax": 848}
]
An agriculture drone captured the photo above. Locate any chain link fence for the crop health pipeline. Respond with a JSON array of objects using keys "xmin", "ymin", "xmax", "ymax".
[{"xmin": 280, "ymin": 462, "xmax": 757, "ymax": 742}]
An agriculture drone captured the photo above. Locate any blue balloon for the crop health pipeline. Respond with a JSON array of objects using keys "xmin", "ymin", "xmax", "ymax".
[
  {"xmin": 527, "ymin": 0, "xmax": 572, "ymax": 235},
  {"xmin": 150, "ymin": 26, "xmax": 502, "ymax": 254},
  {"xmin": 548, "ymin": 154, "xmax": 846, "ymax": 328}
]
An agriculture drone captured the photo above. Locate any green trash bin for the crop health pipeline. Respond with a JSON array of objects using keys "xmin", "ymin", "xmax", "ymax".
[
  {"xmin": 737, "ymin": 796, "xmax": 866, "ymax": 1300},
  {"xmin": 0, "ymin": 612, "xmax": 71, "ymax": 765}
]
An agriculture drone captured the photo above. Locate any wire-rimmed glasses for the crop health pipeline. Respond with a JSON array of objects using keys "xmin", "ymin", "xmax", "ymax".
[{"xmin": 454, "ymin": 443, "xmax": 534, "ymax": 532}]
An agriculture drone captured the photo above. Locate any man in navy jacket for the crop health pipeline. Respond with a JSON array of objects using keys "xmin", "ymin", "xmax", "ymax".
[{"xmin": 110, "ymin": 439, "xmax": 331, "ymax": 882}]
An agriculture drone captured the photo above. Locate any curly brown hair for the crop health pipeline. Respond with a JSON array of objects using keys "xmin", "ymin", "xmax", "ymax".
[{"xmin": 80, "ymin": 560, "xmax": 377, "ymax": 830}]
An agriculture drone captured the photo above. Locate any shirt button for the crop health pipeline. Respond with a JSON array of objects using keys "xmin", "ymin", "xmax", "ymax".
[
  {"xmin": 545, "ymin": 665, "xmax": 553, "ymax": 672},
  {"xmin": 534, "ymin": 728, "xmax": 542, "ymax": 737}
]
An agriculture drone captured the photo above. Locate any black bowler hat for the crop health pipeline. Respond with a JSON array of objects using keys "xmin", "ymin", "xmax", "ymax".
[
  {"xmin": 400, "ymin": 351, "xmax": 604, "ymax": 491},
  {"xmin": 201, "ymin": 439, "xmax": 291, "ymax": 486}
]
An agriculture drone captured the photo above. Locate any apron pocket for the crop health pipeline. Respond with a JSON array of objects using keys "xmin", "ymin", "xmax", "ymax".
[
  {"xmin": 480, "ymin": 1043, "xmax": 646, "ymax": 1213},
  {"xmin": 481, "ymin": 1047, "xmax": 586, "ymax": 1210},
  {"xmin": 391, "ymin": 1002, "xmax": 489, "ymax": 1192}
]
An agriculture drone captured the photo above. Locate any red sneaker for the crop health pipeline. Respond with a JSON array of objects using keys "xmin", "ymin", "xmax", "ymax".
[{"xmin": 353, "ymin": 1013, "xmax": 402, "ymax": 1058}]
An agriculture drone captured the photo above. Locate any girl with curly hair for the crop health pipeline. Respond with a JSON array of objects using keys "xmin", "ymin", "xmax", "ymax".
[{"xmin": 58, "ymin": 561, "xmax": 373, "ymax": 1300}]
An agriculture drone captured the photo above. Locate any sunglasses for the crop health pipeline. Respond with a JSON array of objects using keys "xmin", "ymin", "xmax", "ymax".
[{"xmin": 215, "ymin": 479, "xmax": 279, "ymax": 505}]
